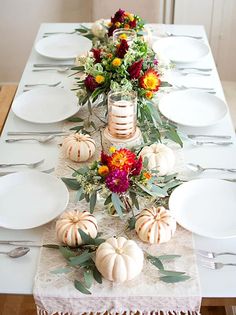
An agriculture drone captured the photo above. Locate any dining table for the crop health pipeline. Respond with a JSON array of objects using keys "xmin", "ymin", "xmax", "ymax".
[{"xmin": 0, "ymin": 22, "xmax": 236, "ymax": 312}]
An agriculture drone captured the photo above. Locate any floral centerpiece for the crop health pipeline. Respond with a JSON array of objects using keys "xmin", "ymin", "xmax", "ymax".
[{"xmin": 62, "ymin": 147, "xmax": 181, "ymax": 218}]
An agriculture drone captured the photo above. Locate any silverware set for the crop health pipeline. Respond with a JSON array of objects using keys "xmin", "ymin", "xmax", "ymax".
[
  {"xmin": 5, "ymin": 131, "xmax": 69, "ymax": 144},
  {"xmin": 184, "ymin": 134, "xmax": 233, "ymax": 146},
  {"xmin": 197, "ymin": 250, "xmax": 236, "ymax": 269}
]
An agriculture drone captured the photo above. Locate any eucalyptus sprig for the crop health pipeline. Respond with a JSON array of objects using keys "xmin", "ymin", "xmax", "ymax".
[
  {"xmin": 146, "ymin": 253, "xmax": 191, "ymax": 283},
  {"xmin": 51, "ymin": 229, "xmax": 105, "ymax": 295}
]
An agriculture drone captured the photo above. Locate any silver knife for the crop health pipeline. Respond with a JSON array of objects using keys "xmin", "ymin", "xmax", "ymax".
[
  {"xmin": 33, "ymin": 64, "xmax": 75, "ymax": 68},
  {"xmin": 188, "ymin": 134, "xmax": 231, "ymax": 139},
  {"xmin": 7, "ymin": 131, "xmax": 69, "ymax": 136},
  {"xmin": 0, "ymin": 240, "xmax": 42, "ymax": 247},
  {"xmin": 0, "ymin": 168, "xmax": 55, "ymax": 176}
]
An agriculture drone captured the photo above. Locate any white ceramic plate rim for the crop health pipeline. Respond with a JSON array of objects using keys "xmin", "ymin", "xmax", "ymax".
[
  {"xmin": 158, "ymin": 90, "xmax": 228, "ymax": 127},
  {"xmin": 152, "ymin": 37, "xmax": 209, "ymax": 63},
  {"xmin": 169, "ymin": 178, "xmax": 236, "ymax": 239},
  {"xmin": 12, "ymin": 87, "xmax": 80, "ymax": 124},
  {"xmin": 35, "ymin": 34, "xmax": 92, "ymax": 60},
  {"xmin": 0, "ymin": 171, "xmax": 69, "ymax": 230}
]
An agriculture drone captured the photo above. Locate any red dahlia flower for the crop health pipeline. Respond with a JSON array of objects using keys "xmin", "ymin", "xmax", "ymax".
[
  {"xmin": 112, "ymin": 9, "xmax": 125, "ymax": 23},
  {"xmin": 139, "ymin": 69, "xmax": 160, "ymax": 92},
  {"xmin": 84, "ymin": 75, "xmax": 99, "ymax": 92},
  {"xmin": 131, "ymin": 156, "xmax": 143, "ymax": 176},
  {"xmin": 116, "ymin": 39, "xmax": 129, "ymax": 58},
  {"xmin": 129, "ymin": 19, "xmax": 137, "ymax": 28},
  {"xmin": 92, "ymin": 48, "xmax": 101, "ymax": 63},
  {"xmin": 128, "ymin": 59, "xmax": 143, "ymax": 79},
  {"xmin": 100, "ymin": 151, "xmax": 110, "ymax": 165},
  {"xmin": 108, "ymin": 148, "xmax": 136, "ymax": 172}
]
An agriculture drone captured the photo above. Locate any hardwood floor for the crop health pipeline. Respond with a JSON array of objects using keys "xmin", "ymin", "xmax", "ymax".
[{"xmin": 0, "ymin": 295, "xmax": 229, "ymax": 315}]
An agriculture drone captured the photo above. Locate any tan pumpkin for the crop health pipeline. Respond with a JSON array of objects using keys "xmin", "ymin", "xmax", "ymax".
[
  {"xmin": 95, "ymin": 236, "xmax": 143, "ymax": 283},
  {"xmin": 62, "ymin": 133, "xmax": 96, "ymax": 162},
  {"xmin": 56, "ymin": 210, "xmax": 98, "ymax": 247},
  {"xmin": 135, "ymin": 206, "xmax": 176, "ymax": 244},
  {"xmin": 139, "ymin": 143, "xmax": 175, "ymax": 176}
]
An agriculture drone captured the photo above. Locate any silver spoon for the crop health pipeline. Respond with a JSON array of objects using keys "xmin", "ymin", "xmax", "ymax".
[
  {"xmin": 32, "ymin": 67, "xmax": 70, "ymax": 73},
  {"xmin": 0, "ymin": 247, "xmax": 30, "ymax": 258},
  {"xmin": 6, "ymin": 135, "xmax": 58, "ymax": 144},
  {"xmin": 187, "ymin": 163, "xmax": 236, "ymax": 173}
]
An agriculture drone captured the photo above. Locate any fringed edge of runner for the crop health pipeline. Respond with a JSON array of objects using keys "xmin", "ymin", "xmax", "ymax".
[{"xmin": 36, "ymin": 307, "xmax": 201, "ymax": 315}]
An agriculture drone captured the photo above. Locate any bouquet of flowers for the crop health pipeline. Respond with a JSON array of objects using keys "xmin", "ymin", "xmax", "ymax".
[{"xmin": 62, "ymin": 147, "xmax": 180, "ymax": 218}]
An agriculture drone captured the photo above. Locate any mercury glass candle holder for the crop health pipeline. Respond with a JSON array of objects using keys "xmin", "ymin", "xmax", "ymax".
[
  {"xmin": 107, "ymin": 90, "xmax": 137, "ymax": 139},
  {"xmin": 112, "ymin": 28, "xmax": 137, "ymax": 45}
]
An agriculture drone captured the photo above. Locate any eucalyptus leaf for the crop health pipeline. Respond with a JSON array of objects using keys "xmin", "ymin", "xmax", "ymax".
[
  {"xmin": 69, "ymin": 250, "xmax": 93, "ymax": 266},
  {"xmin": 159, "ymin": 270, "xmax": 186, "ymax": 276},
  {"xmin": 59, "ymin": 246, "xmax": 77, "ymax": 260},
  {"xmin": 75, "ymin": 28, "xmax": 89, "ymax": 33},
  {"xmin": 160, "ymin": 275, "xmax": 190, "ymax": 283},
  {"xmin": 67, "ymin": 117, "xmax": 84, "ymax": 122},
  {"xmin": 74, "ymin": 279, "xmax": 92, "ymax": 295},
  {"xmin": 143, "ymin": 156, "xmax": 149, "ymax": 168},
  {"xmin": 89, "ymin": 191, "xmax": 97, "ymax": 213},
  {"xmin": 104, "ymin": 194, "xmax": 112, "ymax": 205},
  {"xmin": 78, "ymin": 228, "xmax": 95, "ymax": 245},
  {"xmin": 147, "ymin": 255, "xmax": 164, "ymax": 270},
  {"xmin": 51, "ymin": 267, "xmax": 71, "ymax": 274},
  {"xmin": 128, "ymin": 216, "xmax": 136, "ymax": 230},
  {"xmin": 61, "ymin": 178, "xmax": 81, "ymax": 190},
  {"xmin": 83, "ymin": 269, "xmax": 93, "ymax": 288},
  {"xmin": 165, "ymin": 128, "xmax": 183, "ymax": 148},
  {"xmin": 92, "ymin": 265, "xmax": 103, "ymax": 284},
  {"xmin": 93, "ymin": 237, "xmax": 106, "ymax": 245},
  {"xmin": 129, "ymin": 191, "xmax": 139, "ymax": 209},
  {"xmin": 111, "ymin": 193, "xmax": 124, "ymax": 218},
  {"xmin": 158, "ymin": 254, "xmax": 181, "ymax": 261},
  {"xmin": 75, "ymin": 187, "xmax": 84, "ymax": 202},
  {"xmin": 69, "ymin": 126, "xmax": 84, "ymax": 131}
]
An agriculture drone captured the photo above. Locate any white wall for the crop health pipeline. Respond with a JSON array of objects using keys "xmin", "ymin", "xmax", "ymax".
[{"xmin": 0, "ymin": 0, "xmax": 92, "ymax": 83}]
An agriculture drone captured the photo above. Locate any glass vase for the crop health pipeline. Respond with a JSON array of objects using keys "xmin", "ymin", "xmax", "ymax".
[{"xmin": 113, "ymin": 28, "xmax": 137, "ymax": 45}]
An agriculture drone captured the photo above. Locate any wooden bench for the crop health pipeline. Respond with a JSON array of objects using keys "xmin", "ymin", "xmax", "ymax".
[{"xmin": 0, "ymin": 84, "xmax": 17, "ymax": 135}]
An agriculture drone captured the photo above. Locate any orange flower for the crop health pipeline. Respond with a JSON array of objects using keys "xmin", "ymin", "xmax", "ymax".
[
  {"xmin": 107, "ymin": 53, "xmax": 113, "ymax": 59},
  {"xmin": 108, "ymin": 148, "xmax": 136, "ymax": 172},
  {"xmin": 98, "ymin": 165, "xmax": 109, "ymax": 176},
  {"xmin": 124, "ymin": 24, "xmax": 130, "ymax": 29},
  {"xmin": 145, "ymin": 91, "xmax": 153, "ymax": 99},
  {"xmin": 143, "ymin": 172, "xmax": 152, "ymax": 180},
  {"xmin": 139, "ymin": 69, "xmax": 160, "ymax": 92}
]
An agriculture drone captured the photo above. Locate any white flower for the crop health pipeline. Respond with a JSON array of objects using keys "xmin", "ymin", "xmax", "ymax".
[{"xmin": 91, "ymin": 20, "xmax": 107, "ymax": 38}]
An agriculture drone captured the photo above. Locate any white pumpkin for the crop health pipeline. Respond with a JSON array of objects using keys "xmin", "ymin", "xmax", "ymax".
[
  {"xmin": 135, "ymin": 206, "xmax": 176, "ymax": 244},
  {"xmin": 95, "ymin": 237, "xmax": 143, "ymax": 283},
  {"xmin": 140, "ymin": 143, "xmax": 175, "ymax": 176},
  {"xmin": 62, "ymin": 133, "xmax": 96, "ymax": 162},
  {"xmin": 56, "ymin": 210, "xmax": 98, "ymax": 247}
]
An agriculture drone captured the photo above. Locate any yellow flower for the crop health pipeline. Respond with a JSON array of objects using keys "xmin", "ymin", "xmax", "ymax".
[
  {"xmin": 119, "ymin": 33, "xmax": 128, "ymax": 40},
  {"xmin": 112, "ymin": 58, "xmax": 122, "ymax": 67},
  {"xmin": 145, "ymin": 91, "xmax": 153, "ymax": 99},
  {"xmin": 108, "ymin": 22, "xmax": 112, "ymax": 27},
  {"xmin": 98, "ymin": 165, "xmax": 109, "ymax": 176},
  {"xmin": 95, "ymin": 75, "xmax": 105, "ymax": 84},
  {"xmin": 128, "ymin": 14, "xmax": 134, "ymax": 22},
  {"xmin": 143, "ymin": 172, "xmax": 152, "ymax": 180},
  {"xmin": 115, "ymin": 22, "xmax": 121, "ymax": 27},
  {"xmin": 139, "ymin": 69, "xmax": 160, "ymax": 91},
  {"xmin": 109, "ymin": 146, "xmax": 117, "ymax": 153}
]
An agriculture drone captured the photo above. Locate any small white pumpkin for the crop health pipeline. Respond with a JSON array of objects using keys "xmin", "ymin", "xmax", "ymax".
[
  {"xmin": 62, "ymin": 133, "xmax": 96, "ymax": 162},
  {"xmin": 135, "ymin": 206, "xmax": 176, "ymax": 244},
  {"xmin": 56, "ymin": 210, "xmax": 98, "ymax": 247},
  {"xmin": 140, "ymin": 143, "xmax": 175, "ymax": 176},
  {"xmin": 95, "ymin": 236, "xmax": 143, "ymax": 283}
]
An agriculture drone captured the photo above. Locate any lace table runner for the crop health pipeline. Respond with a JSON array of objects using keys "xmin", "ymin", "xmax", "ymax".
[{"xmin": 33, "ymin": 106, "xmax": 201, "ymax": 315}]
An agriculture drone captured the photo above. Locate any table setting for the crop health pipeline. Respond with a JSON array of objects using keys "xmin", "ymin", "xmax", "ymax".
[{"xmin": 1, "ymin": 8, "xmax": 236, "ymax": 315}]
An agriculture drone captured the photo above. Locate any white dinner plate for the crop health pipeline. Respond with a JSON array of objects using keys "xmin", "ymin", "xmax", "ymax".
[
  {"xmin": 158, "ymin": 90, "xmax": 227, "ymax": 127},
  {"xmin": 169, "ymin": 179, "xmax": 236, "ymax": 239},
  {"xmin": 12, "ymin": 87, "xmax": 79, "ymax": 123},
  {"xmin": 0, "ymin": 171, "xmax": 69, "ymax": 230},
  {"xmin": 152, "ymin": 37, "xmax": 209, "ymax": 63},
  {"xmin": 35, "ymin": 34, "xmax": 92, "ymax": 60}
]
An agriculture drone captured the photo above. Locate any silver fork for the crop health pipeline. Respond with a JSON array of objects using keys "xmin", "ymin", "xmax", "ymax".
[
  {"xmin": 197, "ymin": 249, "xmax": 236, "ymax": 258},
  {"xmin": 180, "ymin": 72, "xmax": 211, "ymax": 77},
  {"xmin": 24, "ymin": 81, "xmax": 61, "ymax": 87},
  {"xmin": 200, "ymin": 260, "xmax": 236, "ymax": 269},
  {"xmin": 0, "ymin": 167, "xmax": 54, "ymax": 176},
  {"xmin": 0, "ymin": 159, "xmax": 44, "ymax": 168},
  {"xmin": 166, "ymin": 32, "xmax": 203, "ymax": 40},
  {"xmin": 195, "ymin": 141, "xmax": 233, "ymax": 146},
  {"xmin": 6, "ymin": 135, "xmax": 59, "ymax": 143},
  {"xmin": 174, "ymin": 84, "xmax": 215, "ymax": 92}
]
